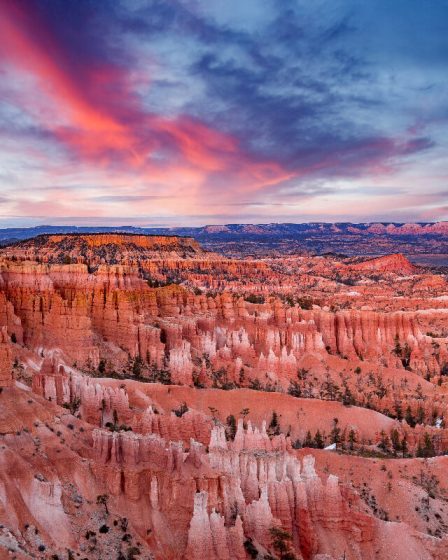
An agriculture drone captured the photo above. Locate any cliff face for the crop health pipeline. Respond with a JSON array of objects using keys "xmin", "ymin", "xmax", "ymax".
[
  {"xmin": 3, "ymin": 233, "xmax": 203, "ymax": 263},
  {"xmin": 3, "ymin": 376, "xmax": 448, "ymax": 560},
  {"xmin": 0, "ymin": 250, "xmax": 447, "ymax": 437},
  {"xmin": 0, "ymin": 326, "xmax": 12, "ymax": 387},
  {"xmin": 1, "ymin": 233, "xmax": 448, "ymax": 559},
  {"xmin": 85, "ymin": 411, "xmax": 405, "ymax": 559},
  {"xmin": 0, "ymin": 259, "xmax": 444, "ymax": 379}
]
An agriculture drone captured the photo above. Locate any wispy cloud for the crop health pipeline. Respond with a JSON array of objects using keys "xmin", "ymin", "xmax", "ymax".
[{"xmin": 0, "ymin": 0, "xmax": 446, "ymax": 224}]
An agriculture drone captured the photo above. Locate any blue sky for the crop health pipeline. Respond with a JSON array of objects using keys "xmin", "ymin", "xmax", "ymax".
[{"xmin": 0, "ymin": 0, "xmax": 447, "ymax": 226}]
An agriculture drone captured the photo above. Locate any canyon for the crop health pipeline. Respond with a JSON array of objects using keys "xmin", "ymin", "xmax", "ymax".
[{"xmin": 1, "ymin": 232, "xmax": 448, "ymax": 559}]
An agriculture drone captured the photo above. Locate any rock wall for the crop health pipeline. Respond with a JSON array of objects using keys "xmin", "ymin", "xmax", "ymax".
[{"xmin": 0, "ymin": 326, "xmax": 12, "ymax": 387}]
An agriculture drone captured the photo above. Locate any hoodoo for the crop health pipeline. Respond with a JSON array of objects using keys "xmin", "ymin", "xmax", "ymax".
[
  {"xmin": 1, "ymin": 231, "xmax": 448, "ymax": 559},
  {"xmin": 0, "ymin": 0, "xmax": 446, "ymax": 556}
]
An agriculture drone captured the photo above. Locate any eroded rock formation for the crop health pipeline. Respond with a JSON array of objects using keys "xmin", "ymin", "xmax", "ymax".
[{"xmin": 1, "ymin": 233, "xmax": 448, "ymax": 559}]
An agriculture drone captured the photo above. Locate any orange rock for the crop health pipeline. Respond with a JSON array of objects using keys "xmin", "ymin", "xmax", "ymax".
[{"xmin": 0, "ymin": 326, "xmax": 12, "ymax": 387}]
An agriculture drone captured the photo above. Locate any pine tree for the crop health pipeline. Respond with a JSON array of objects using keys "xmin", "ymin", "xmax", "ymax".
[
  {"xmin": 401, "ymin": 436, "xmax": 408, "ymax": 457},
  {"xmin": 416, "ymin": 441, "xmax": 424, "ymax": 458},
  {"xmin": 394, "ymin": 401, "xmax": 403, "ymax": 421},
  {"xmin": 416, "ymin": 405, "xmax": 425, "ymax": 425},
  {"xmin": 402, "ymin": 342, "xmax": 412, "ymax": 369},
  {"xmin": 405, "ymin": 405, "xmax": 416, "ymax": 427},
  {"xmin": 348, "ymin": 429, "xmax": 357, "ymax": 451},
  {"xmin": 288, "ymin": 380, "xmax": 302, "ymax": 398},
  {"xmin": 379, "ymin": 430, "xmax": 390, "ymax": 453},
  {"xmin": 314, "ymin": 430, "xmax": 324, "ymax": 449},
  {"xmin": 330, "ymin": 418, "xmax": 341, "ymax": 445},
  {"xmin": 303, "ymin": 430, "xmax": 313, "ymax": 448},
  {"xmin": 132, "ymin": 355, "xmax": 144, "ymax": 377},
  {"xmin": 390, "ymin": 429, "xmax": 401, "ymax": 455},
  {"xmin": 98, "ymin": 359, "xmax": 106, "ymax": 374},
  {"xmin": 342, "ymin": 384, "xmax": 355, "ymax": 406},
  {"xmin": 269, "ymin": 526, "xmax": 298, "ymax": 560},
  {"xmin": 415, "ymin": 384, "xmax": 424, "ymax": 400},
  {"xmin": 423, "ymin": 433, "xmax": 435, "ymax": 457},
  {"xmin": 393, "ymin": 334, "xmax": 402, "ymax": 357}
]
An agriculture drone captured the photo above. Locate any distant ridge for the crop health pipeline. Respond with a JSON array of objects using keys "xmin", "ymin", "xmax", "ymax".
[
  {"xmin": 0, "ymin": 221, "xmax": 447, "ymax": 244},
  {"xmin": 0, "ymin": 222, "xmax": 446, "ymax": 266}
]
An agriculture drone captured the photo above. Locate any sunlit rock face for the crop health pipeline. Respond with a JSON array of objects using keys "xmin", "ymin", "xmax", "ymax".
[
  {"xmin": 349, "ymin": 253, "xmax": 417, "ymax": 274},
  {"xmin": 0, "ymin": 326, "xmax": 12, "ymax": 387},
  {"xmin": 1, "ymin": 234, "xmax": 448, "ymax": 559}
]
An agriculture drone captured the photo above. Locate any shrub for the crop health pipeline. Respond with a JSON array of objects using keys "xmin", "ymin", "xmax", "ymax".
[
  {"xmin": 270, "ymin": 526, "xmax": 298, "ymax": 559},
  {"xmin": 243, "ymin": 538, "xmax": 258, "ymax": 559},
  {"xmin": 98, "ymin": 359, "xmax": 106, "ymax": 374},
  {"xmin": 243, "ymin": 294, "xmax": 265, "ymax": 304},
  {"xmin": 127, "ymin": 547, "xmax": 141, "ymax": 560},
  {"xmin": 172, "ymin": 402, "xmax": 189, "ymax": 418}
]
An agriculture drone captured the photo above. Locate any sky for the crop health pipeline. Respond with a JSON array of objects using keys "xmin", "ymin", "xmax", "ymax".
[{"xmin": 0, "ymin": 0, "xmax": 447, "ymax": 227}]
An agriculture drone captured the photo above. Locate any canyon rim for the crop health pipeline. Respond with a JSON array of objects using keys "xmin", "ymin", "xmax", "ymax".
[{"xmin": 1, "ymin": 1, "xmax": 448, "ymax": 559}]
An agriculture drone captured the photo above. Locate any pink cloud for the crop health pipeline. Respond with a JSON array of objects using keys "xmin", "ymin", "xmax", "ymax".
[{"xmin": 0, "ymin": 1, "xmax": 291, "ymax": 202}]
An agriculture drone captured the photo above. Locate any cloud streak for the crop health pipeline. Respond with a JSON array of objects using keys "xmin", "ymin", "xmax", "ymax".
[{"xmin": 0, "ymin": 0, "xmax": 447, "ymax": 224}]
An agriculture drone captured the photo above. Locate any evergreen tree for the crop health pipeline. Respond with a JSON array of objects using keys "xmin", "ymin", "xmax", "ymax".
[
  {"xmin": 288, "ymin": 380, "xmax": 302, "ymax": 398},
  {"xmin": 348, "ymin": 429, "xmax": 357, "ymax": 451},
  {"xmin": 393, "ymin": 334, "xmax": 402, "ymax": 356},
  {"xmin": 415, "ymin": 383, "xmax": 424, "ymax": 400},
  {"xmin": 342, "ymin": 384, "xmax": 355, "ymax": 406},
  {"xmin": 394, "ymin": 401, "xmax": 403, "ymax": 421},
  {"xmin": 132, "ymin": 355, "xmax": 144, "ymax": 377},
  {"xmin": 314, "ymin": 430, "xmax": 324, "ymax": 449},
  {"xmin": 423, "ymin": 433, "xmax": 435, "ymax": 457},
  {"xmin": 303, "ymin": 430, "xmax": 313, "ymax": 448},
  {"xmin": 268, "ymin": 411, "xmax": 281, "ymax": 436},
  {"xmin": 269, "ymin": 526, "xmax": 298, "ymax": 560},
  {"xmin": 390, "ymin": 429, "xmax": 401, "ymax": 455},
  {"xmin": 379, "ymin": 430, "xmax": 390, "ymax": 453},
  {"xmin": 402, "ymin": 342, "xmax": 412, "ymax": 369},
  {"xmin": 416, "ymin": 434, "xmax": 435, "ymax": 458},
  {"xmin": 401, "ymin": 436, "xmax": 408, "ymax": 457},
  {"xmin": 98, "ymin": 359, "xmax": 106, "ymax": 374},
  {"xmin": 405, "ymin": 405, "xmax": 416, "ymax": 427},
  {"xmin": 330, "ymin": 418, "xmax": 341, "ymax": 445},
  {"xmin": 416, "ymin": 405, "xmax": 425, "ymax": 425}
]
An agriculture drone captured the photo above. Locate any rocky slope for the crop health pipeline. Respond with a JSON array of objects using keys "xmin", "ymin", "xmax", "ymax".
[
  {"xmin": 349, "ymin": 253, "xmax": 417, "ymax": 274},
  {"xmin": 1, "ymin": 233, "xmax": 448, "ymax": 559},
  {"xmin": 2, "ymin": 377, "xmax": 448, "ymax": 560}
]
